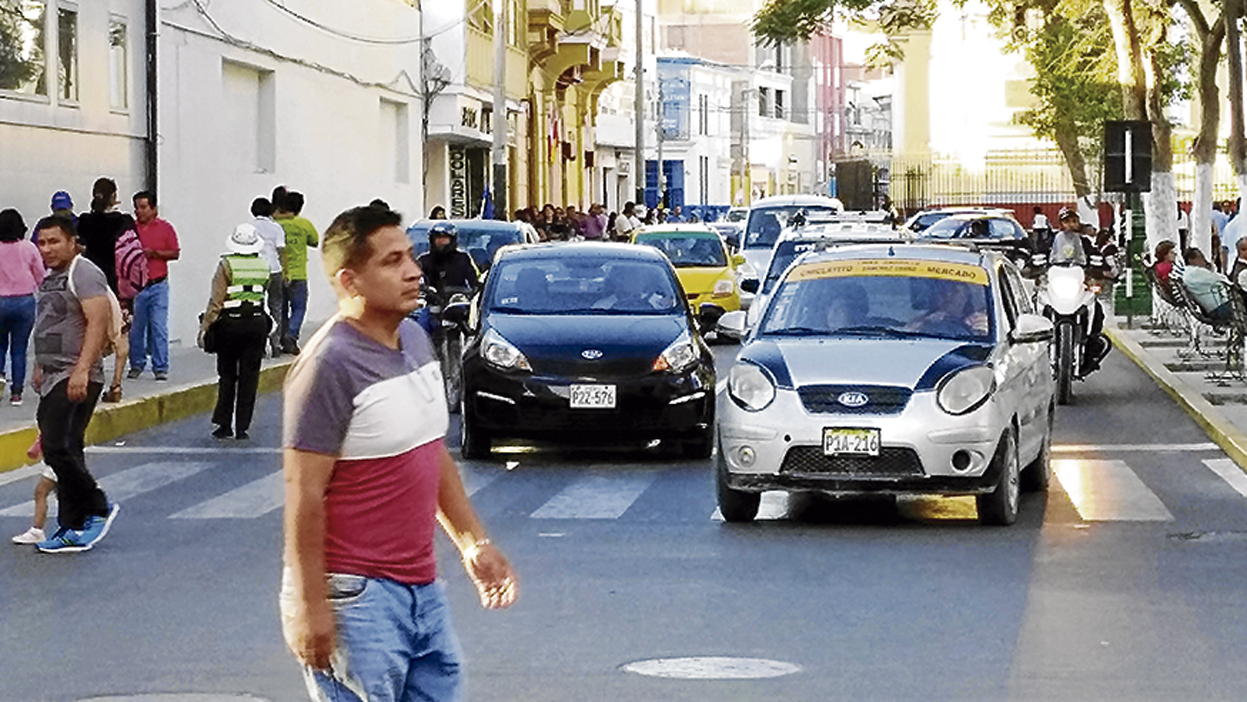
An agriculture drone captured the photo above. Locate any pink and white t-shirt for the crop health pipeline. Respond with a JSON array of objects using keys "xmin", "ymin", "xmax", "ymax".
[{"xmin": 283, "ymin": 317, "xmax": 449, "ymax": 585}]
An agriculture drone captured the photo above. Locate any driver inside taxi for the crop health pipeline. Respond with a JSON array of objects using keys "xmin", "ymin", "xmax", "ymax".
[{"xmin": 906, "ymin": 279, "xmax": 989, "ymax": 335}]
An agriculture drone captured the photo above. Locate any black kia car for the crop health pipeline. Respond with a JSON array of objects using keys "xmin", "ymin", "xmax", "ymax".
[{"xmin": 459, "ymin": 242, "xmax": 716, "ymax": 458}]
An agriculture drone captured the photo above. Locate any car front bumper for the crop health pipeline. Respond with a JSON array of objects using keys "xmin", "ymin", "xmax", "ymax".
[
  {"xmin": 466, "ymin": 363, "xmax": 715, "ymax": 442},
  {"xmin": 717, "ymin": 387, "xmax": 1008, "ymax": 496}
]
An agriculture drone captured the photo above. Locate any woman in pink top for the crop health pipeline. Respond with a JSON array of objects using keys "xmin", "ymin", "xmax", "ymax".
[{"xmin": 0, "ymin": 209, "xmax": 47, "ymax": 405}]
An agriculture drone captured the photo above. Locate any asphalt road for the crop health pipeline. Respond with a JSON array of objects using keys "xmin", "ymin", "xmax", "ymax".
[{"xmin": 3, "ymin": 345, "xmax": 1247, "ymax": 701}]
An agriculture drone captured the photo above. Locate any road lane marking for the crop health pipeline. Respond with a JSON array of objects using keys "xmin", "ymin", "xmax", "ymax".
[
  {"xmin": 0, "ymin": 464, "xmax": 43, "ymax": 487},
  {"xmin": 1053, "ymin": 459, "xmax": 1174, "ymax": 521},
  {"xmin": 461, "ymin": 467, "xmax": 502, "ymax": 497},
  {"xmin": 1202, "ymin": 458, "xmax": 1247, "ymax": 499},
  {"xmin": 530, "ymin": 470, "xmax": 659, "ymax": 519},
  {"xmin": 711, "ymin": 491, "xmax": 787, "ymax": 521},
  {"xmin": 86, "ymin": 446, "xmax": 281, "ymax": 454},
  {"xmin": 1053, "ymin": 443, "xmax": 1219, "ymax": 453},
  {"xmin": 170, "ymin": 470, "xmax": 284, "ymax": 519},
  {"xmin": 0, "ymin": 461, "xmax": 213, "ymax": 517}
]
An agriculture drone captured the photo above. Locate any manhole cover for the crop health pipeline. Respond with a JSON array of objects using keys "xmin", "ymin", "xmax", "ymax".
[
  {"xmin": 1169, "ymin": 530, "xmax": 1247, "ymax": 543},
  {"xmin": 77, "ymin": 695, "xmax": 270, "ymax": 702},
  {"xmin": 621, "ymin": 656, "xmax": 801, "ymax": 679}
]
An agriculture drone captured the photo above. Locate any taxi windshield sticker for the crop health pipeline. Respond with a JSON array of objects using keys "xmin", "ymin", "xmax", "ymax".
[{"xmin": 787, "ymin": 259, "xmax": 989, "ymax": 285}]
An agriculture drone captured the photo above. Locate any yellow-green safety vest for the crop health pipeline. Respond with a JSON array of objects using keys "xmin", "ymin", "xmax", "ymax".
[{"xmin": 224, "ymin": 254, "xmax": 269, "ymax": 309}]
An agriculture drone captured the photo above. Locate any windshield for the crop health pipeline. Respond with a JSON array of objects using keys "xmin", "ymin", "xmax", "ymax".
[
  {"xmin": 459, "ymin": 228, "xmax": 522, "ymax": 269},
  {"xmin": 744, "ymin": 205, "xmax": 840, "ymax": 249},
  {"xmin": 908, "ymin": 212, "xmax": 953, "ymax": 233},
  {"xmin": 920, "ymin": 218, "xmax": 991, "ymax": 240},
  {"xmin": 763, "ymin": 240, "xmax": 822, "ymax": 295},
  {"xmin": 725, "ymin": 209, "xmax": 747, "ymax": 222},
  {"xmin": 636, "ymin": 235, "xmax": 727, "ymax": 268},
  {"xmin": 759, "ymin": 259, "xmax": 994, "ymax": 341},
  {"xmin": 488, "ymin": 258, "xmax": 682, "ymax": 315}
]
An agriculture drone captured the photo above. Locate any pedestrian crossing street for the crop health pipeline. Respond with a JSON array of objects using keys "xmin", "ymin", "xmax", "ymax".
[{"xmin": 1, "ymin": 444, "xmax": 1245, "ymax": 525}]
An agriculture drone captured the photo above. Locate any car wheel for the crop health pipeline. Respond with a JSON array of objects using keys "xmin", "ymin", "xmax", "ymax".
[
  {"xmin": 715, "ymin": 438, "xmax": 760, "ymax": 523},
  {"xmin": 1022, "ymin": 404, "xmax": 1053, "ymax": 493},
  {"xmin": 459, "ymin": 402, "xmax": 491, "ymax": 460},
  {"xmin": 977, "ymin": 428, "xmax": 1020, "ymax": 526}
]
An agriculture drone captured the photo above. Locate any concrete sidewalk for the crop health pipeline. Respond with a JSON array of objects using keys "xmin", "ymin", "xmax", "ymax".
[
  {"xmin": 0, "ymin": 341, "xmax": 295, "ymax": 473},
  {"xmin": 1106, "ymin": 314, "xmax": 1247, "ymax": 471}
]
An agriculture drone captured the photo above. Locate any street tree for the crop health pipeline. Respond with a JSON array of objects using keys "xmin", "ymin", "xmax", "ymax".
[{"xmin": 1179, "ymin": 0, "xmax": 1226, "ymax": 257}]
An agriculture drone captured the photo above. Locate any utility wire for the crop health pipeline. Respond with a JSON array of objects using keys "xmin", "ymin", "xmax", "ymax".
[{"xmin": 261, "ymin": 0, "xmax": 480, "ymax": 44}]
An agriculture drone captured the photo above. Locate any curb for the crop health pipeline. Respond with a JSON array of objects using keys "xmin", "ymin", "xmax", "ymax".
[
  {"xmin": 0, "ymin": 360, "xmax": 294, "ymax": 475},
  {"xmin": 1105, "ymin": 326, "xmax": 1247, "ymax": 472}
]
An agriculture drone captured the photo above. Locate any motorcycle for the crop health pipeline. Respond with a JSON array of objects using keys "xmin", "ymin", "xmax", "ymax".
[
  {"xmin": 1035, "ymin": 262, "xmax": 1103, "ymax": 404},
  {"xmin": 418, "ymin": 285, "xmax": 474, "ymax": 413}
]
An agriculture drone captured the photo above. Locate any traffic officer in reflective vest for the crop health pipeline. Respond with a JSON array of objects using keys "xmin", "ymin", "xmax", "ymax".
[{"xmin": 199, "ymin": 223, "xmax": 273, "ymax": 440}]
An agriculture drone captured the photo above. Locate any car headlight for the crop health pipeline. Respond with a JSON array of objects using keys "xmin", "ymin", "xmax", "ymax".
[
  {"xmin": 712, "ymin": 278, "xmax": 735, "ymax": 298},
  {"xmin": 728, "ymin": 363, "xmax": 775, "ymax": 411},
  {"xmin": 654, "ymin": 335, "xmax": 699, "ymax": 372},
  {"xmin": 936, "ymin": 365, "xmax": 996, "ymax": 415},
  {"xmin": 481, "ymin": 328, "xmax": 532, "ymax": 371}
]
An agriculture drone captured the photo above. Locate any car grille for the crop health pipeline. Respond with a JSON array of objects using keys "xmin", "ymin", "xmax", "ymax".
[
  {"xmin": 797, "ymin": 385, "xmax": 912, "ymax": 415},
  {"xmin": 779, "ymin": 446, "xmax": 925, "ymax": 478}
]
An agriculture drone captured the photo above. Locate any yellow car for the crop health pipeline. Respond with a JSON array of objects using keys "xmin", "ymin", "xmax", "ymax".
[{"xmin": 633, "ymin": 225, "xmax": 745, "ymax": 331}]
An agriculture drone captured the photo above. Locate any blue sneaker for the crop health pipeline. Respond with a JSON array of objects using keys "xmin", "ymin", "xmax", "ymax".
[
  {"xmin": 37, "ymin": 526, "xmax": 92, "ymax": 553},
  {"xmin": 80, "ymin": 503, "xmax": 120, "ymax": 548}
]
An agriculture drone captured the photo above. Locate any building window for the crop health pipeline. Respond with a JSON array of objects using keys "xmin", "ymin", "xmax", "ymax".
[
  {"xmin": 757, "ymin": 87, "xmax": 768, "ymax": 118},
  {"xmin": 700, "ymin": 155, "xmax": 709, "ymax": 205},
  {"xmin": 698, "ymin": 94, "xmax": 708, "ymax": 136},
  {"xmin": 774, "ymin": 90, "xmax": 784, "ymax": 120},
  {"xmin": 222, "ymin": 61, "xmax": 276, "ymax": 173},
  {"xmin": 382, "ymin": 99, "xmax": 410, "ymax": 184},
  {"xmin": 467, "ymin": 0, "xmax": 492, "ymax": 33},
  {"xmin": 0, "ymin": 1, "xmax": 47, "ymax": 96},
  {"xmin": 56, "ymin": 5, "xmax": 76, "ymax": 101},
  {"xmin": 108, "ymin": 18, "xmax": 126, "ymax": 110}
]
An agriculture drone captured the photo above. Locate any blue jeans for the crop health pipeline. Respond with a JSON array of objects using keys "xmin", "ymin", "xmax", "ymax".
[
  {"xmin": 129, "ymin": 279, "xmax": 170, "ymax": 373},
  {"xmin": 285, "ymin": 279, "xmax": 309, "ymax": 342},
  {"xmin": 281, "ymin": 573, "xmax": 464, "ymax": 702},
  {"xmin": 0, "ymin": 294, "xmax": 36, "ymax": 393}
]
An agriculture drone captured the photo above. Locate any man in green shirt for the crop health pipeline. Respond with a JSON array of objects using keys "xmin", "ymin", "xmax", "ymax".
[{"xmin": 275, "ymin": 191, "xmax": 319, "ymax": 354}]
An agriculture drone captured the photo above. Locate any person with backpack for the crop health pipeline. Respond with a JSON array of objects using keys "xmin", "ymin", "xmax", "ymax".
[
  {"xmin": 28, "ymin": 214, "xmax": 120, "ymax": 554},
  {"xmin": 127, "ymin": 190, "xmax": 178, "ymax": 381},
  {"xmin": 77, "ymin": 177, "xmax": 139, "ymax": 402}
]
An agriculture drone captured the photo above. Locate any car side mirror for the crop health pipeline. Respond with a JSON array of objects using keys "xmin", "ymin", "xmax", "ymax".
[
  {"xmin": 740, "ymin": 278, "xmax": 760, "ymax": 294},
  {"xmin": 1010, "ymin": 313, "xmax": 1054, "ymax": 344},
  {"xmin": 733, "ymin": 253, "xmax": 746, "ymax": 267},
  {"xmin": 717, "ymin": 310, "xmax": 748, "ymax": 339}
]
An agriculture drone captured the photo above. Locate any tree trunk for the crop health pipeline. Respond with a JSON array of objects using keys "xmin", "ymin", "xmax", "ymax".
[
  {"xmin": 1191, "ymin": 15, "xmax": 1226, "ymax": 257},
  {"xmin": 1053, "ymin": 116, "xmax": 1093, "ymax": 201},
  {"xmin": 1103, "ymin": 0, "xmax": 1148, "ymax": 120},
  {"xmin": 1145, "ymin": 45, "xmax": 1177, "ymax": 257},
  {"xmin": 1227, "ymin": 0, "xmax": 1247, "ymax": 208}
]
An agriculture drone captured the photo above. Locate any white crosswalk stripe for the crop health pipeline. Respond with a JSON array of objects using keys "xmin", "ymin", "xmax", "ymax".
[
  {"xmin": 1202, "ymin": 458, "xmax": 1247, "ymax": 499},
  {"xmin": 170, "ymin": 470, "xmax": 284, "ymax": 519},
  {"xmin": 531, "ymin": 470, "xmax": 659, "ymax": 519},
  {"xmin": 1053, "ymin": 459, "xmax": 1174, "ymax": 522},
  {"xmin": 0, "ymin": 461, "xmax": 213, "ymax": 518}
]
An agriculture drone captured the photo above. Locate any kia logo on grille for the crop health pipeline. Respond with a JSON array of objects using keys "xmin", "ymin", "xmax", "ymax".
[
  {"xmin": 837, "ymin": 391, "xmax": 869, "ymax": 408},
  {"xmin": 581, "ymin": 349, "xmax": 604, "ymax": 360}
]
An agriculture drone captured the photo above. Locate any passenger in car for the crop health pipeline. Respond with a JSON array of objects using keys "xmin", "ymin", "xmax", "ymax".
[{"xmin": 906, "ymin": 279, "xmax": 988, "ymax": 335}]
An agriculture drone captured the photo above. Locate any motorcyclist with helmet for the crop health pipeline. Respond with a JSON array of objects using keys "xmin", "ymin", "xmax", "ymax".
[
  {"xmin": 1032, "ymin": 207, "xmax": 1111, "ymax": 374},
  {"xmin": 417, "ymin": 221, "xmax": 479, "ymax": 292}
]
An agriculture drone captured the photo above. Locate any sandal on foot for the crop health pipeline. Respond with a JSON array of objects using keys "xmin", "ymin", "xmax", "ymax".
[{"xmin": 103, "ymin": 384, "xmax": 123, "ymax": 403}]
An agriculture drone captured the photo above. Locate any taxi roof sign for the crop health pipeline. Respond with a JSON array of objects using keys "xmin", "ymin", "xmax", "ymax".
[{"xmin": 787, "ymin": 258, "xmax": 989, "ymax": 285}]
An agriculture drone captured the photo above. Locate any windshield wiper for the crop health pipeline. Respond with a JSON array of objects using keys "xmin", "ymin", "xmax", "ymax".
[
  {"xmin": 833, "ymin": 325, "xmax": 928, "ymax": 338},
  {"xmin": 763, "ymin": 326, "xmax": 828, "ymax": 336}
]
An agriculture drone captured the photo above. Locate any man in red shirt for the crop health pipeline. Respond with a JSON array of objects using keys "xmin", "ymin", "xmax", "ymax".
[{"xmin": 128, "ymin": 191, "xmax": 180, "ymax": 381}]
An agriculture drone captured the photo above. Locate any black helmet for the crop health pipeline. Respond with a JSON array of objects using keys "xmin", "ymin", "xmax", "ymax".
[
  {"xmin": 428, "ymin": 221, "xmax": 458, "ymax": 246},
  {"xmin": 1058, "ymin": 207, "xmax": 1080, "ymax": 222}
]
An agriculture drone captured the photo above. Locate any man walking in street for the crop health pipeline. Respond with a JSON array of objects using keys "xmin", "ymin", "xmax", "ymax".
[
  {"xmin": 280, "ymin": 204, "xmax": 516, "ymax": 701},
  {"xmin": 30, "ymin": 215, "xmax": 119, "ymax": 553},
  {"xmin": 128, "ymin": 191, "xmax": 180, "ymax": 381},
  {"xmin": 275, "ymin": 191, "xmax": 318, "ymax": 355},
  {"xmin": 250, "ymin": 197, "xmax": 287, "ymax": 356}
]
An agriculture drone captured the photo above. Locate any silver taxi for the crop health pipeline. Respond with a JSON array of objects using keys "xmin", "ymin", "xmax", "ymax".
[{"xmin": 716, "ymin": 244, "xmax": 1056, "ymax": 525}]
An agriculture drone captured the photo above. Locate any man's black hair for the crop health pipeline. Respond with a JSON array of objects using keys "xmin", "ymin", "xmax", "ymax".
[
  {"xmin": 251, "ymin": 197, "xmax": 273, "ymax": 218},
  {"xmin": 133, "ymin": 190, "xmax": 157, "ymax": 207},
  {"xmin": 35, "ymin": 214, "xmax": 77, "ymax": 241},
  {"xmin": 285, "ymin": 191, "xmax": 306, "ymax": 216},
  {"xmin": 369, "ymin": 198, "xmax": 390, "ymax": 209},
  {"xmin": 272, "ymin": 185, "xmax": 288, "ymax": 211}
]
